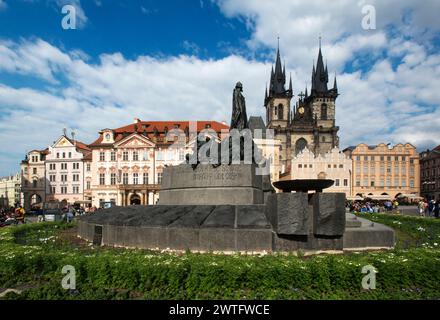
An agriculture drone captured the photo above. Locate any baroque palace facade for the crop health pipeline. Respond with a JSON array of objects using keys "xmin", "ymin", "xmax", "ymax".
[{"xmin": 87, "ymin": 118, "xmax": 228, "ymax": 207}]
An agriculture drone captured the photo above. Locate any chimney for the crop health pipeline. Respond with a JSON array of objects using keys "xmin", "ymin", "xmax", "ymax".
[{"xmin": 134, "ymin": 117, "xmax": 141, "ymax": 124}]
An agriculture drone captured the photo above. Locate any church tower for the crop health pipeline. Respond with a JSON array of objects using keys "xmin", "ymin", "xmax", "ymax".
[
  {"xmin": 264, "ymin": 42, "xmax": 293, "ymax": 171},
  {"xmin": 290, "ymin": 41, "xmax": 339, "ymax": 159}
]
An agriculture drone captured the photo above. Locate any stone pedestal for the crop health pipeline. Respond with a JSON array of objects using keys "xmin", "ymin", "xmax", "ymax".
[{"xmin": 159, "ymin": 163, "xmax": 267, "ymax": 205}]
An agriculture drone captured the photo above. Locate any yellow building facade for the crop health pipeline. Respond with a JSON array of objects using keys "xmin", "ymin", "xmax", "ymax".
[{"xmin": 343, "ymin": 143, "xmax": 420, "ymax": 199}]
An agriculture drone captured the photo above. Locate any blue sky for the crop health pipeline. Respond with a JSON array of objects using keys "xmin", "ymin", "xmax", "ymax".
[{"xmin": 0, "ymin": 0, "xmax": 440, "ymax": 176}]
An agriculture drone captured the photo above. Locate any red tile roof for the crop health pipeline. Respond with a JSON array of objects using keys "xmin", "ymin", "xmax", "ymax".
[{"xmin": 89, "ymin": 120, "xmax": 229, "ymax": 147}]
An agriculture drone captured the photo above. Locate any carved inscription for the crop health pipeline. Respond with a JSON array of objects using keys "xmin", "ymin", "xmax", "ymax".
[{"xmin": 193, "ymin": 166, "xmax": 242, "ymax": 181}]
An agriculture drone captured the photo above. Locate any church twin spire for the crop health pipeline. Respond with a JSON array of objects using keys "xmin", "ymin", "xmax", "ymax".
[{"xmin": 267, "ymin": 41, "xmax": 293, "ymax": 100}]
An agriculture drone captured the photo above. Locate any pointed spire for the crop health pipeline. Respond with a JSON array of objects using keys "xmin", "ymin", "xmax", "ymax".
[
  {"xmin": 289, "ymin": 73, "xmax": 293, "ymax": 93},
  {"xmin": 333, "ymin": 74, "xmax": 338, "ymax": 91},
  {"xmin": 313, "ymin": 37, "xmax": 328, "ymax": 93},
  {"xmin": 305, "ymin": 84, "xmax": 308, "ymax": 97}
]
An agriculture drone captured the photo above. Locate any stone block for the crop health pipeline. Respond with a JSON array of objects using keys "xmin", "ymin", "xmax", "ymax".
[
  {"xmin": 168, "ymin": 228, "xmax": 200, "ymax": 250},
  {"xmin": 236, "ymin": 229, "xmax": 273, "ymax": 251},
  {"xmin": 169, "ymin": 206, "xmax": 215, "ymax": 227},
  {"xmin": 236, "ymin": 205, "xmax": 271, "ymax": 229},
  {"xmin": 312, "ymin": 193, "xmax": 346, "ymax": 236},
  {"xmin": 199, "ymin": 229, "xmax": 236, "ymax": 251},
  {"xmin": 265, "ymin": 193, "xmax": 309, "ymax": 235},
  {"xmin": 201, "ymin": 205, "xmax": 235, "ymax": 228}
]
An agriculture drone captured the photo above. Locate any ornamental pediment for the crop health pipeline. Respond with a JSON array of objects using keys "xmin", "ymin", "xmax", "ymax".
[{"xmin": 115, "ymin": 133, "xmax": 155, "ymax": 149}]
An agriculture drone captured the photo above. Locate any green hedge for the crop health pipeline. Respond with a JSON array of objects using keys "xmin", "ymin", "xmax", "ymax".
[{"xmin": 1, "ymin": 219, "xmax": 440, "ymax": 300}]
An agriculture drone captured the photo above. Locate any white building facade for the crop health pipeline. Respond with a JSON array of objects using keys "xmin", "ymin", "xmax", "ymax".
[
  {"xmin": 289, "ymin": 147, "xmax": 352, "ymax": 196},
  {"xmin": 0, "ymin": 173, "xmax": 21, "ymax": 208},
  {"xmin": 45, "ymin": 135, "xmax": 91, "ymax": 206}
]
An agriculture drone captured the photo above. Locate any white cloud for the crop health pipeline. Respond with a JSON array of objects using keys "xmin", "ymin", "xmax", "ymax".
[{"xmin": 1, "ymin": 0, "xmax": 440, "ymax": 174}]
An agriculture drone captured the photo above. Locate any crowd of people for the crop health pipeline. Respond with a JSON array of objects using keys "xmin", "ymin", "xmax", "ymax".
[
  {"xmin": 0, "ymin": 205, "xmax": 26, "ymax": 227},
  {"xmin": 0, "ymin": 203, "xmax": 99, "ymax": 227},
  {"xmin": 417, "ymin": 199, "xmax": 440, "ymax": 218},
  {"xmin": 347, "ymin": 198, "xmax": 440, "ymax": 218},
  {"xmin": 347, "ymin": 200, "xmax": 400, "ymax": 214}
]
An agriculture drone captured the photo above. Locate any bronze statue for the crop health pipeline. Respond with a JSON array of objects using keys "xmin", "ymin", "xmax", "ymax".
[{"xmin": 231, "ymin": 82, "xmax": 248, "ymax": 130}]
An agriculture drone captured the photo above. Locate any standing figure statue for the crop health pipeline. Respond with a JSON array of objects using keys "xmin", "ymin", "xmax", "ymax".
[{"xmin": 231, "ymin": 82, "xmax": 248, "ymax": 130}]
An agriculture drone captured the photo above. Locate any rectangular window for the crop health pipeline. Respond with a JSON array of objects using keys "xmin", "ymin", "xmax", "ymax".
[
  {"xmin": 339, "ymin": 164, "xmax": 343, "ymax": 168},
  {"xmin": 343, "ymin": 179, "xmax": 348, "ymax": 186},
  {"xmin": 111, "ymin": 173, "xmax": 116, "ymax": 185},
  {"xmin": 86, "ymin": 181, "xmax": 91, "ymax": 190},
  {"xmin": 123, "ymin": 173, "xmax": 128, "ymax": 185},
  {"xmin": 179, "ymin": 149, "xmax": 185, "ymax": 161},
  {"xmin": 156, "ymin": 151, "xmax": 164, "ymax": 161},
  {"xmin": 57, "ymin": 153, "xmax": 59, "ymax": 159},
  {"xmin": 51, "ymin": 186, "xmax": 56, "ymax": 194},
  {"xmin": 298, "ymin": 164, "xmax": 303, "ymax": 168},
  {"xmin": 69, "ymin": 152, "xmax": 72, "ymax": 158},
  {"xmin": 133, "ymin": 151, "xmax": 139, "ymax": 161},
  {"xmin": 143, "ymin": 151, "xmax": 149, "ymax": 161},
  {"xmin": 386, "ymin": 179, "xmax": 391, "ymax": 187},
  {"xmin": 111, "ymin": 151, "xmax": 116, "ymax": 162},
  {"xmin": 99, "ymin": 152, "xmax": 105, "ymax": 162},
  {"xmin": 394, "ymin": 179, "xmax": 399, "ymax": 187},
  {"xmin": 33, "ymin": 168, "xmax": 37, "ymax": 174},
  {"xmin": 371, "ymin": 181, "xmax": 375, "ymax": 187},
  {"xmin": 133, "ymin": 173, "xmax": 138, "ymax": 185},
  {"xmin": 99, "ymin": 173, "xmax": 105, "ymax": 185},
  {"xmin": 410, "ymin": 180, "xmax": 415, "ymax": 188},
  {"xmin": 143, "ymin": 172, "xmax": 149, "ymax": 184},
  {"xmin": 335, "ymin": 179, "xmax": 340, "ymax": 187},
  {"xmin": 363, "ymin": 179, "xmax": 368, "ymax": 187},
  {"xmin": 87, "ymin": 163, "xmax": 91, "ymax": 171},
  {"xmin": 123, "ymin": 151, "xmax": 129, "ymax": 161},
  {"xmin": 73, "ymin": 186, "xmax": 79, "ymax": 194},
  {"xmin": 157, "ymin": 172, "xmax": 163, "ymax": 184}
]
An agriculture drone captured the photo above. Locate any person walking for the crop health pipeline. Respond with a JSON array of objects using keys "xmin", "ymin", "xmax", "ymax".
[
  {"xmin": 434, "ymin": 199, "xmax": 440, "ymax": 219},
  {"xmin": 418, "ymin": 200, "xmax": 425, "ymax": 217},
  {"xmin": 428, "ymin": 200, "xmax": 434, "ymax": 217}
]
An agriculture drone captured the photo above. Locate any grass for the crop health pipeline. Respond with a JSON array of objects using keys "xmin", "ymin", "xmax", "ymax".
[{"xmin": 0, "ymin": 214, "xmax": 439, "ymax": 300}]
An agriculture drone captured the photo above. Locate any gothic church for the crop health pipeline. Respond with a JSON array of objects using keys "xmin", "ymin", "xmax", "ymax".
[{"xmin": 264, "ymin": 43, "xmax": 340, "ymax": 172}]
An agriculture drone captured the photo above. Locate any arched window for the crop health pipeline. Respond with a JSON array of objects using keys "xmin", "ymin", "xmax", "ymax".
[
  {"xmin": 278, "ymin": 104, "xmax": 283, "ymax": 120},
  {"xmin": 295, "ymin": 138, "xmax": 308, "ymax": 155},
  {"xmin": 321, "ymin": 104, "xmax": 327, "ymax": 120}
]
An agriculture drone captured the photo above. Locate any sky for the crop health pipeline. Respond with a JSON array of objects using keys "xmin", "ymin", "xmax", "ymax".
[{"xmin": 0, "ymin": 0, "xmax": 440, "ymax": 176}]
